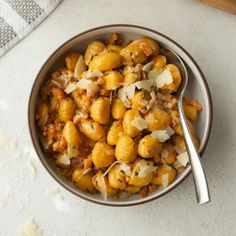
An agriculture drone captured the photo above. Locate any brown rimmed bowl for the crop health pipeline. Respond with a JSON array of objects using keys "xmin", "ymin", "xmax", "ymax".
[{"xmin": 28, "ymin": 24, "xmax": 213, "ymax": 206}]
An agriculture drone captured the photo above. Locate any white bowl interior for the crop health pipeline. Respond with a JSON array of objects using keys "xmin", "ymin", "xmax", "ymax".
[{"xmin": 29, "ymin": 25, "xmax": 212, "ymax": 206}]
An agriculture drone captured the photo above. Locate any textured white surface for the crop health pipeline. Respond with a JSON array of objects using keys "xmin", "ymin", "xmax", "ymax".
[{"xmin": 0, "ymin": 0, "xmax": 236, "ymax": 235}]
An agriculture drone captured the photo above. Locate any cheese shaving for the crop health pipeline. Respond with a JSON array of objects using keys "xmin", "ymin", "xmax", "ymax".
[
  {"xmin": 130, "ymin": 116, "xmax": 147, "ymax": 130},
  {"xmin": 123, "ymin": 84, "xmax": 136, "ymax": 99},
  {"xmin": 86, "ymin": 70, "xmax": 103, "ymax": 78},
  {"xmin": 146, "ymin": 91, "xmax": 156, "ymax": 110},
  {"xmin": 173, "ymin": 160, "xmax": 183, "ymax": 169},
  {"xmin": 56, "ymin": 154, "xmax": 70, "ymax": 166},
  {"xmin": 166, "ymin": 126, "xmax": 175, "ymax": 136},
  {"xmin": 102, "ymin": 161, "xmax": 120, "ymax": 177},
  {"xmin": 174, "ymin": 145, "xmax": 185, "ymax": 154},
  {"xmin": 76, "ymin": 78, "xmax": 92, "ymax": 89},
  {"xmin": 151, "ymin": 126, "xmax": 175, "ymax": 142},
  {"xmin": 176, "ymin": 152, "xmax": 189, "ymax": 167},
  {"xmin": 148, "ymin": 68, "xmax": 161, "ymax": 80},
  {"xmin": 101, "ymin": 175, "xmax": 107, "ymax": 201},
  {"xmin": 82, "ymin": 168, "xmax": 92, "ymax": 175},
  {"xmin": 86, "ymin": 82, "xmax": 99, "ymax": 97},
  {"xmin": 18, "ymin": 218, "xmax": 42, "ymax": 236},
  {"xmin": 117, "ymin": 87, "xmax": 131, "ymax": 108},
  {"xmin": 27, "ymin": 161, "xmax": 37, "ymax": 180},
  {"xmin": 142, "ymin": 61, "xmax": 154, "ymax": 73},
  {"xmin": 64, "ymin": 82, "xmax": 77, "ymax": 94},
  {"xmin": 138, "ymin": 160, "xmax": 157, "ymax": 177},
  {"xmin": 163, "ymin": 164, "xmax": 172, "ymax": 171},
  {"xmin": 162, "ymin": 174, "xmax": 169, "ymax": 188},
  {"xmin": 119, "ymin": 163, "xmax": 131, "ymax": 176},
  {"xmin": 74, "ymin": 56, "xmax": 86, "ymax": 78},
  {"xmin": 135, "ymin": 79, "xmax": 154, "ymax": 90},
  {"xmin": 156, "ymin": 69, "xmax": 173, "ymax": 88}
]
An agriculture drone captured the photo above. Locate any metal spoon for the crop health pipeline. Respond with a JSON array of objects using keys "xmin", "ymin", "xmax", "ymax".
[{"xmin": 161, "ymin": 48, "xmax": 210, "ymax": 205}]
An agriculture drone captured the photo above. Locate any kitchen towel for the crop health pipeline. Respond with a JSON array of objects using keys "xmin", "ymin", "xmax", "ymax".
[{"xmin": 0, "ymin": 0, "xmax": 62, "ymax": 57}]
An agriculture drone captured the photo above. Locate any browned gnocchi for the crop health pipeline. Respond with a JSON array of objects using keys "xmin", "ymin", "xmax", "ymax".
[{"xmin": 36, "ymin": 33, "xmax": 202, "ymax": 199}]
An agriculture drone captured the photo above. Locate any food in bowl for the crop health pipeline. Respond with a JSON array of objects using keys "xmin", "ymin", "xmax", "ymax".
[{"xmin": 35, "ymin": 33, "xmax": 202, "ymax": 200}]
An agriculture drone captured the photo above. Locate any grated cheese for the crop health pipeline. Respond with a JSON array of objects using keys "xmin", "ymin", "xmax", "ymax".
[
  {"xmin": 18, "ymin": 218, "xmax": 42, "ymax": 236},
  {"xmin": 176, "ymin": 152, "xmax": 189, "ymax": 167},
  {"xmin": 130, "ymin": 116, "xmax": 147, "ymax": 130}
]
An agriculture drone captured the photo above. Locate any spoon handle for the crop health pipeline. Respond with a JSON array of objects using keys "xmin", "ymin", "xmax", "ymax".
[{"xmin": 178, "ymin": 101, "xmax": 210, "ymax": 205}]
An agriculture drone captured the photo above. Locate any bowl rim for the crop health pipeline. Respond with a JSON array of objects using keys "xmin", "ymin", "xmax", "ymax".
[{"xmin": 28, "ymin": 24, "xmax": 213, "ymax": 207}]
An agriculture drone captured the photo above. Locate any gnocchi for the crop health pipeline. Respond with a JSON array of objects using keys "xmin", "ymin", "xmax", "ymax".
[{"xmin": 36, "ymin": 33, "xmax": 202, "ymax": 200}]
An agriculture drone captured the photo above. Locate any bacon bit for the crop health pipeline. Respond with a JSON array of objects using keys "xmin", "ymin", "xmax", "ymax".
[
  {"xmin": 100, "ymin": 89, "xmax": 110, "ymax": 97},
  {"xmin": 51, "ymin": 87, "xmax": 65, "ymax": 100},
  {"xmin": 70, "ymin": 158, "xmax": 84, "ymax": 169},
  {"xmin": 84, "ymin": 158, "xmax": 92, "ymax": 170},
  {"xmin": 107, "ymin": 33, "xmax": 119, "ymax": 44},
  {"xmin": 153, "ymin": 155, "xmax": 161, "ymax": 164},
  {"xmin": 139, "ymin": 41, "xmax": 153, "ymax": 56},
  {"xmin": 139, "ymin": 186, "xmax": 149, "ymax": 198},
  {"xmin": 59, "ymin": 137, "xmax": 67, "ymax": 150},
  {"xmin": 170, "ymin": 110, "xmax": 180, "ymax": 127},
  {"xmin": 148, "ymin": 184, "xmax": 158, "ymax": 193}
]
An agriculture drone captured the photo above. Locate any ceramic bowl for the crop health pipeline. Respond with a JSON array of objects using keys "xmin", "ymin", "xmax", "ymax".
[{"xmin": 28, "ymin": 24, "xmax": 213, "ymax": 206}]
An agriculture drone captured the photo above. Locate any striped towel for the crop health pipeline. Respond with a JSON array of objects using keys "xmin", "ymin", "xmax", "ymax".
[{"xmin": 0, "ymin": 0, "xmax": 62, "ymax": 57}]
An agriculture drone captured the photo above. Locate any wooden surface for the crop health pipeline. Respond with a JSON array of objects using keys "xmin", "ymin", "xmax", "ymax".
[{"xmin": 199, "ymin": 0, "xmax": 236, "ymax": 13}]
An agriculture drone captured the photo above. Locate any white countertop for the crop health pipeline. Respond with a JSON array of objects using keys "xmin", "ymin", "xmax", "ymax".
[{"xmin": 0, "ymin": 0, "xmax": 236, "ymax": 235}]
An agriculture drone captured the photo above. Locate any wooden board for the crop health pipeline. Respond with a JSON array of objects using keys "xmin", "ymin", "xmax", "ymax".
[{"xmin": 198, "ymin": 0, "xmax": 236, "ymax": 13}]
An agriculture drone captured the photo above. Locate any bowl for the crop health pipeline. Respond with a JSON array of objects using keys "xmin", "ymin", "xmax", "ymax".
[{"xmin": 28, "ymin": 24, "xmax": 213, "ymax": 206}]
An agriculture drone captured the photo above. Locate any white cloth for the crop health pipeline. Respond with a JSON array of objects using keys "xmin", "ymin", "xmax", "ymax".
[{"xmin": 0, "ymin": 0, "xmax": 62, "ymax": 56}]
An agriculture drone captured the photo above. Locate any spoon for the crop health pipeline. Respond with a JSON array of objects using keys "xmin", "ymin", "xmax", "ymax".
[{"xmin": 161, "ymin": 48, "xmax": 210, "ymax": 205}]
